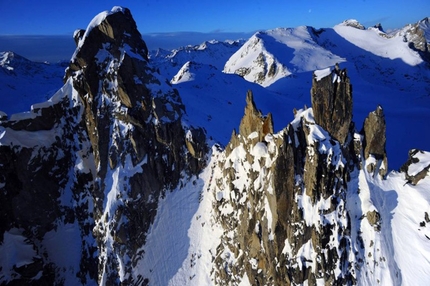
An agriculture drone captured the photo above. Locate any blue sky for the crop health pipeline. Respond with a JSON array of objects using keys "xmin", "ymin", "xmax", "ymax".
[
  {"xmin": 0, "ymin": 0, "xmax": 428, "ymax": 61},
  {"xmin": 1, "ymin": 0, "xmax": 429, "ymax": 34}
]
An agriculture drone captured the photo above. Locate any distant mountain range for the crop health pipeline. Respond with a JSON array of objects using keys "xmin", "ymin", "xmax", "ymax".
[{"xmin": 0, "ymin": 7, "xmax": 429, "ymax": 285}]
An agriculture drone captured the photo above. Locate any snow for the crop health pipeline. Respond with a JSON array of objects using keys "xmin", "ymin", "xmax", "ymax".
[
  {"xmin": 407, "ymin": 150, "xmax": 430, "ymax": 176},
  {"xmin": 71, "ymin": 7, "xmax": 126, "ymax": 61},
  {"xmin": 0, "ymin": 127, "xmax": 57, "ymax": 148},
  {"xmin": 334, "ymin": 24, "xmax": 423, "ymax": 66},
  {"xmin": 247, "ymin": 131, "xmax": 258, "ymax": 140},
  {"xmin": 186, "ymin": 129, "xmax": 194, "ymax": 142},
  {"xmin": 0, "ymin": 228, "xmax": 38, "ymax": 283},
  {"xmin": 355, "ymin": 168, "xmax": 430, "ymax": 285},
  {"xmin": 171, "ymin": 61, "xmax": 196, "ymax": 84},
  {"xmin": 314, "ymin": 67, "xmax": 332, "ymax": 81},
  {"xmin": 151, "ymin": 39, "xmax": 243, "ymax": 81},
  {"xmin": 251, "ymin": 142, "xmax": 268, "ymax": 158},
  {"xmin": 2, "ymin": 18, "xmax": 428, "ymax": 170},
  {"xmin": 1, "ymin": 12, "xmax": 430, "ymax": 286},
  {"xmin": 134, "ymin": 147, "xmax": 224, "ymax": 285},
  {"xmin": 0, "ymin": 52, "xmax": 66, "ymax": 115},
  {"xmin": 43, "ymin": 222, "xmax": 83, "ymax": 286},
  {"xmin": 224, "ymin": 26, "xmax": 345, "ymax": 87}
]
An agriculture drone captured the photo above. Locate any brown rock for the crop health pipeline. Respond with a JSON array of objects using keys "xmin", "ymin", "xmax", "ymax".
[
  {"xmin": 362, "ymin": 106, "xmax": 388, "ymax": 176},
  {"xmin": 400, "ymin": 149, "xmax": 430, "ymax": 185},
  {"xmin": 311, "ymin": 65, "xmax": 353, "ymax": 144}
]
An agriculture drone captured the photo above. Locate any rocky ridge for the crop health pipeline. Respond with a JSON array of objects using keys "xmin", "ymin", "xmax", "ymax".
[
  {"xmin": 0, "ymin": 7, "xmax": 206, "ymax": 285},
  {"xmin": 208, "ymin": 64, "xmax": 400, "ymax": 285}
]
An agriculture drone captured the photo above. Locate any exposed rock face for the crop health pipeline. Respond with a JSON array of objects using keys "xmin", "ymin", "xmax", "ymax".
[
  {"xmin": 0, "ymin": 81, "xmax": 96, "ymax": 284},
  {"xmin": 342, "ymin": 19, "xmax": 366, "ymax": 30},
  {"xmin": 0, "ymin": 7, "xmax": 206, "ymax": 285},
  {"xmin": 210, "ymin": 67, "xmax": 361, "ymax": 285},
  {"xmin": 373, "ymin": 23, "xmax": 384, "ymax": 32},
  {"xmin": 224, "ymin": 90, "xmax": 273, "ymax": 159},
  {"xmin": 361, "ymin": 106, "xmax": 388, "ymax": 176},
  {"xmin": 400, "ymin": 149, "xmax": 430, "ymax": 185},
  {"xmin": 223, "ymin": 32, "xmax": 293, "ymax": 87},
  {"xmin": 311, "ymin": 65, "xmax": 353, "ymax": 145},
  {"xmin": 401, "ymin": 17, "xmax": 430, "ymax": 63},
  {"xmin": 208, "ymin": 66, "xmax": 403, "ymax": 285}
]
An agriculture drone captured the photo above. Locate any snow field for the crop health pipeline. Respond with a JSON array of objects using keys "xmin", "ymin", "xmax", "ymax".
[{"xmin": 135, "ymin": 146, "xmax": 224, "ymax": 285}]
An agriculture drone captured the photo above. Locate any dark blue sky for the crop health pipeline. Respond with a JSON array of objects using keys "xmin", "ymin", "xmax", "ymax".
[{"xmin": 1, "ymin": 0, "xmax": 428, "ymax": 35}]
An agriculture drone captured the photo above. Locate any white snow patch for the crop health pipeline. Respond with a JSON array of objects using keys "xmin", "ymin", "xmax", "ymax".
[
  {"xmin": 407, "ymin": 150, "xmax": 430, "ymax": 176},
  {"xmin": 135, "ymin": 148, "xmax": 224, "ymax": 285},
  {"xmin": 249, "ymin": 258, "xmax": 258, "ymax": 270},
  {"xmin": 314, "ymin": 67, "xmax": 331, "ymax": 81},
  {"xmin": 248, "ymin": 131, "xmax": 259, "ymax": 140},
  {"xmin": 251, "ymin": 142, "xmax": 268, "ymax": 158},
  {"xmin": 43, "ymin": 222, "xmax": 82, "ymax": 285},
  {"xmin": 0, "ymin": 229, "xmax": 38, "ymax": 283}
]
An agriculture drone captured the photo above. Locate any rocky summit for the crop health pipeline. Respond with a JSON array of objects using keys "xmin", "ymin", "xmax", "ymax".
[
  {"xmin": 0, "ymin": 7, "xmax": 206, "ymax": 285},
  {"xmin": 1, "ymin": 6, "xmax": 430, "ymax": 286}
]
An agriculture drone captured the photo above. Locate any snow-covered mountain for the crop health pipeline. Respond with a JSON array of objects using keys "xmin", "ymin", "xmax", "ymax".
[
  {"xmin": 223, "ymin": 26, "xmax": 345, "ymax": 87},
  {"xmin": 0, "ymin": 51, "xmax": 67, "ymax": 115},
  {"xmin": 1, "ymin": 7, "xmax": 430, "ymax": 286},
  {"xmin": 224, "ymin": 18, "xmax": 430, "ymax": 88},
  {"xmin": 150, "ymin": 39, "xmax": 244, "ymax": 81},
  {"xmin": 221, "ymin": 18, "xmax": 430, "ymax": 169},
  {"xmin": 1, "ymin": 7, "xmax": 207, "ymax": 285}
]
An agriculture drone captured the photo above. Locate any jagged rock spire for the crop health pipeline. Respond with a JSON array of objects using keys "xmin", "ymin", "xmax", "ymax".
[
  {"xmin": 311, "ymin": 65, "xmax": 353, "ymax": 144},
  {"xmin": 362, "ymin": 105, "xmax": 388, "ymax": 176},
  {"xmin": 226, "ymin": 90, "xmax": 273, "ymax": 156},
  {"xmin": 238, "ymin": 90, "xmax": 273, "ymax": 139}
]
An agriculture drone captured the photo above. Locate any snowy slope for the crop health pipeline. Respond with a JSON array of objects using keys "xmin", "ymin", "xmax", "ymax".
[
  {"xmin": 2, "ymin": 18, "xmax": 429, "ymax": 170},
  {"xmin": 311, "ymin": 23, "xmax": 430, "ymax": 170},
  {"xmin": 334, "ymin": 21, "xmax": 422, "ymax": 65},
  {"xmin": 0, "ymin": 51, "xmax": 67, "ymax": 115},
  {"xmin": 170, "ymin": 61, "xmax": 306, "ymax": 144},
  {"xmin": 150, "ymin": 40, "xmax": 243, "ymax": 81},
  {"xmin": 224, "ymin": 27, "xmax": 344, "ymax": 87},
  {"xmin": 221, "ymin": 20, "xmax": 430, "ymax": 170},
  {"xmin": 134, "ymin": 146, "xmax": 224, "ymax": 285},
  {"xmin": 141, "ymin": 104, "xmax": 430, "ymax": 285}
]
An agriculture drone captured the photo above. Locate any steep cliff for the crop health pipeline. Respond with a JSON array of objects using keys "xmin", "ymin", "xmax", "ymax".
[
  {"xmin": 210, "ymin": 67, "xmax": 360, "ymax": 284},
  {"xmin": 206, "ymin": 65, "xmax": 427, "ymax": 285},
  {"xmin": 0, "ymin": 7, "xmax": 206, "ymax": 285}
]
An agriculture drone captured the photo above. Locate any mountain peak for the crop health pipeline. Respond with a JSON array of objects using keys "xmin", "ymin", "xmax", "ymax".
[
  {"xmin": 340, "ymin": 19, "xmax": 365, "ymax": 30},
  {"xmin": 67, "ymin": 6, "xmax": 148, "ymax": 78},
  {"xmin": 0, "ymin": 7, "xmax": 207, "ymax": 285},
  {"xmin": 0, "ymin": 51, "xmax": 32, "ymax": 71}
]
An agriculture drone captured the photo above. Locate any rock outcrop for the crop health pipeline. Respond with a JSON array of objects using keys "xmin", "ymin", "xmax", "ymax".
[
  {"xmin": 400, "ymin": 17, "xmax": 430, "ymax": 63},
  {"xmin": 341, "ymin": 19, "xmax": 366, "ymax": 30},
  {"xmin": 2, "ymin": 7, "xmax": 428, "ymax": 286},
  {"xmin": 311, "ymin": 64, "xmax": 353, "ymax": 145},
  {"xmin": 0, "ymin": 7, "xmax": 206, "ymax": 285},
  {"xmin": 400, "ymin": 149, "xmax": 430, "ymax": 185},
  {"xmin": 210, "ymin": 66, "xmax": 357, "ymax": 285},
  {"xmin": 209, "ymin": 65, "xmax": 398, "ymax": 285},
  {"xmin": 361, "ymin": 106, "xmax": 388, "ymax": 176}
]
